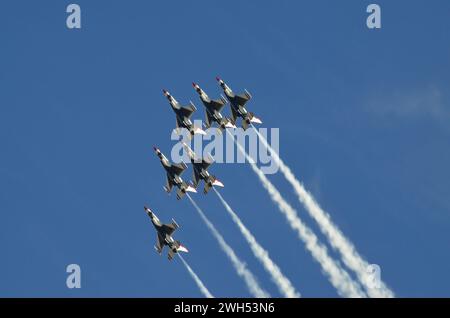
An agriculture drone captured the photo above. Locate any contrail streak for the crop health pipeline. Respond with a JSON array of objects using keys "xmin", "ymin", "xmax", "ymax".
[
  {"xmin": 252, "ymin": 126, "xmax": 394, "ymax": 298},
  {"xmin": 178, "ymin": 254, "xmax": 214, "ymax": 298},
  {"xmin": 213, "ymin": 188, "xmax": 301, "ymax": 298},
  {"xmin": 186, "ymin": 194, "xmax": 270, "ymax": 298},
  {"xmin": 228, "ymin": 130, "xmax": 365, "ymax": 297}
]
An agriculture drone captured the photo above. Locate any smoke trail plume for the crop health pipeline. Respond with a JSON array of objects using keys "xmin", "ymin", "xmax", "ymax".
[
  {"xmin": 252, "ymin": 126, "xmax": 394, "ymax": 298},
  {"xmin": 228, "ymin": 130, "xmax": 365, "ymax": 297},
  {"xmin": 186, "ymin": 194, "xmax": 270, "ymax": 298},
  {"xmin": 213, "ymin": 188, "xmax": 300, "ymax": 298},
  {"xmin": 178, "ymin": 254, "xmax": 214, "ymax": 298}
]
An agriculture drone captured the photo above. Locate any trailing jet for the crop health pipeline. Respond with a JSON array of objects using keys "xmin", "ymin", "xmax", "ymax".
[
  {"xmin": 192, "ymin": 82, "xmax": 236, "ymax": 131},
  {"xmin": 154, "ymin": 146, "xmax": 197, "ymax": 200},
  {"xmin": 216, "ymin": 77, "xmax": 262, "ymax": 130},
  {"xmin": 162, "ymin": 89, "xmax": 206, "ymax": 136},
  {"xmin": 182, "ymin": 142, "xmax": 224, "ymax": 194},
  {"xmin": 144, "ymin": 206, "xmax": 188, "ymax": 261}
]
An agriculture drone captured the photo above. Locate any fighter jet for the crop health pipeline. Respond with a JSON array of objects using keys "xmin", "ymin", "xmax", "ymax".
[
  {"xmin": 216, "ymin": 77, "xmax": 262, "ymax": 130},
  {"xmin": 154, "ymin": 146, "xmax": 197, "ymax": 200},
  {"xmin": 162, "ymin": 89, "xmax": 206, "ymax": 136},
  {"xmin": 144, "ymin": 206, "xmax": 189, "ymax": 261},
  {"xmin": 192, "ymin": 82, "xmax": 236, "ymax": 131},
  {"xmin": 182, "ymin": 142, "xmax": 224, "ymax": 194}
]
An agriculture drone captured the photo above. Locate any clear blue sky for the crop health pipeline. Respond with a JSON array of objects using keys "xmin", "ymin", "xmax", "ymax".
[{"xmin": 1, "ymin": 1, "xmax": 449, "ymax": 297}]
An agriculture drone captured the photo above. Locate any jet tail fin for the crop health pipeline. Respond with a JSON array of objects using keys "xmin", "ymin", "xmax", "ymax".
[
  {"xmin": 213, "ymin": 179, "xmax": 224, "ymax": 188},
  {"xmin": 190, "ymin": 126, "xmax": 206, "ymax": 136},
  {"xmin": 177, "ymin": 182, "xmax": 197, "ymax": 200},
  {"xmin": 168, "ymin": 241, "xmax": 188, "ymax": 260},
  {"xmin": 225, "ymin": 119, "xmax": 237, "ymax": 129},
  {"xmin": 249, "ymin": 112, "xmax": 262, "ymax": 124},
  {"xmin": 204, "ymin": 176, "xmax": 224, "ymax": 194},
  {"xmin": 176, "ymin": 240, "xmax": 189, "ymax": 253}
]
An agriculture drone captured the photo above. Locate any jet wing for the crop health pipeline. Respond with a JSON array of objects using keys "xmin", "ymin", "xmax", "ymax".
[
  {"xmin": 201, "ymin": 158, "xmax": 212, "ymax": 170},
  {"xmin": 161, "ymin": 220, "xmax": 179, "ymax": 236},
  {"xmin": 204, "ymin": 111, "xmax": 212, "ymax": 128},
  {"xmin": 155, "ymin": 233, "xmax": 164, "ymax": 254},
  {"xmin": 235, "ymin": 92, "xmax": 251, "ymax": 106},
  {"xmin": 230, "ymin": 107, "xmax": 238, "ymax": 124},
  {"xmin": 208, "ymin": 98, "xmax": 226, "ymax": 112},
  {"xmin": 176, "ymin": 117, "xmax": 182, "ymax": 128},
  {"xmin": 179, "ymin": 103, "xmax": 196, "ymax": 119},
  {"xmin": 192, "ymin": 170, "xmax": 200, "ymax": 188},
  {"xmin": 170, "ymin": 162, "xmax": 187, "ymax": 176},
  {"xmin": 164, "ymin": 176, "xmax": 174, "ymax": 193}
]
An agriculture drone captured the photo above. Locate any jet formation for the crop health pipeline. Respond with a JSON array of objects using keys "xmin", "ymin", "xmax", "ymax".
[{"xmin": 147, "ymin": 78, "xmax": 261, "ymax": 260}]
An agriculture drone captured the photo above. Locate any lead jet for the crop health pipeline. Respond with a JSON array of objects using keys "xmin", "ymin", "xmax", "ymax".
[
  {"xmin": 192, "ymin": 82, "xmax": 236, "ymax": 131},
  {"xmin": 216, "ymin": 77, "xmax": 262, "ymax": 130},
  {"xmin": 163, "ymin": 89, "xmax": 206, "ymax": 136},
  {"xmin": 154, "ymin": 146, "xmax": 197, "ymax": 200},
  {"xmin": 144, "ymin": 206, "xmax": 188, "ymax": 261},
  {"xmin": 182, "ymin": 142, "xmax": 224, "ymax": 194}
]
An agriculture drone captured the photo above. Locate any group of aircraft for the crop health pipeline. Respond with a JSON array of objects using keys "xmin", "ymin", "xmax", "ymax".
[
  {"xmin": 163, "ymin": 77, "xmax": 262, "ymax": 136},
  {"xmin": 145, "ymin": 78, "xmax": 262, "ymax": 260}
]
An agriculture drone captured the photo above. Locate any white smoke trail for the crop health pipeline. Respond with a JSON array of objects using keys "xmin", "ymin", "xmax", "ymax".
[
  {"xmin": 252, "ymin": 126, "xmax": 394, "ymax": 298},
  {"xmin": 178, "ymin": 254, "xmax": 214, "ymax": 298},
  {"xmin": 213, "ymin": 188, "xmax": 300, "ymax": 298},
  {"xmin": 186, "ymin": 194, "xmax": 270, "ymax": 298},
  {"xmin": 228, "ymin": 130, "xmax": 365, "ymax": 297}
]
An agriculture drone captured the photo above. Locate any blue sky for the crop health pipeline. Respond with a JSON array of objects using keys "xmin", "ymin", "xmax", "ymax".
[{"xmin": 0, "ymin": 1, "xmax": 449, "ymax": 297}]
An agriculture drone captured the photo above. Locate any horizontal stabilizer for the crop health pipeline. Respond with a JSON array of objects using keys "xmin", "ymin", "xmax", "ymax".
[
  {"xmin": 176, "ymin": 190, "xmax": 185, "ymax": 200},
  {"xmin": 168, "ymin": 249, "xmax": 175, "ymax": 261}
]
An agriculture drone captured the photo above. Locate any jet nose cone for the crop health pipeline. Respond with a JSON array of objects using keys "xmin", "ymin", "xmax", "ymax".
[
  {"xmin": 144, "ymin": 206, "xmax": 152, "ymax": 214},
  {"xmin": 215, "ymin": 76, "xmax": 221, "ymax": 82},
  {"xmin": 192, "ymin": 82, "xmax": 200, "ymax": 91},
  {"xmin": 162, "ymin": 89, "xmax": 169, "ymax": 96},
  {"xmin": 153, "ymin": 146, "xmax": 159, "ymax": 153}
]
